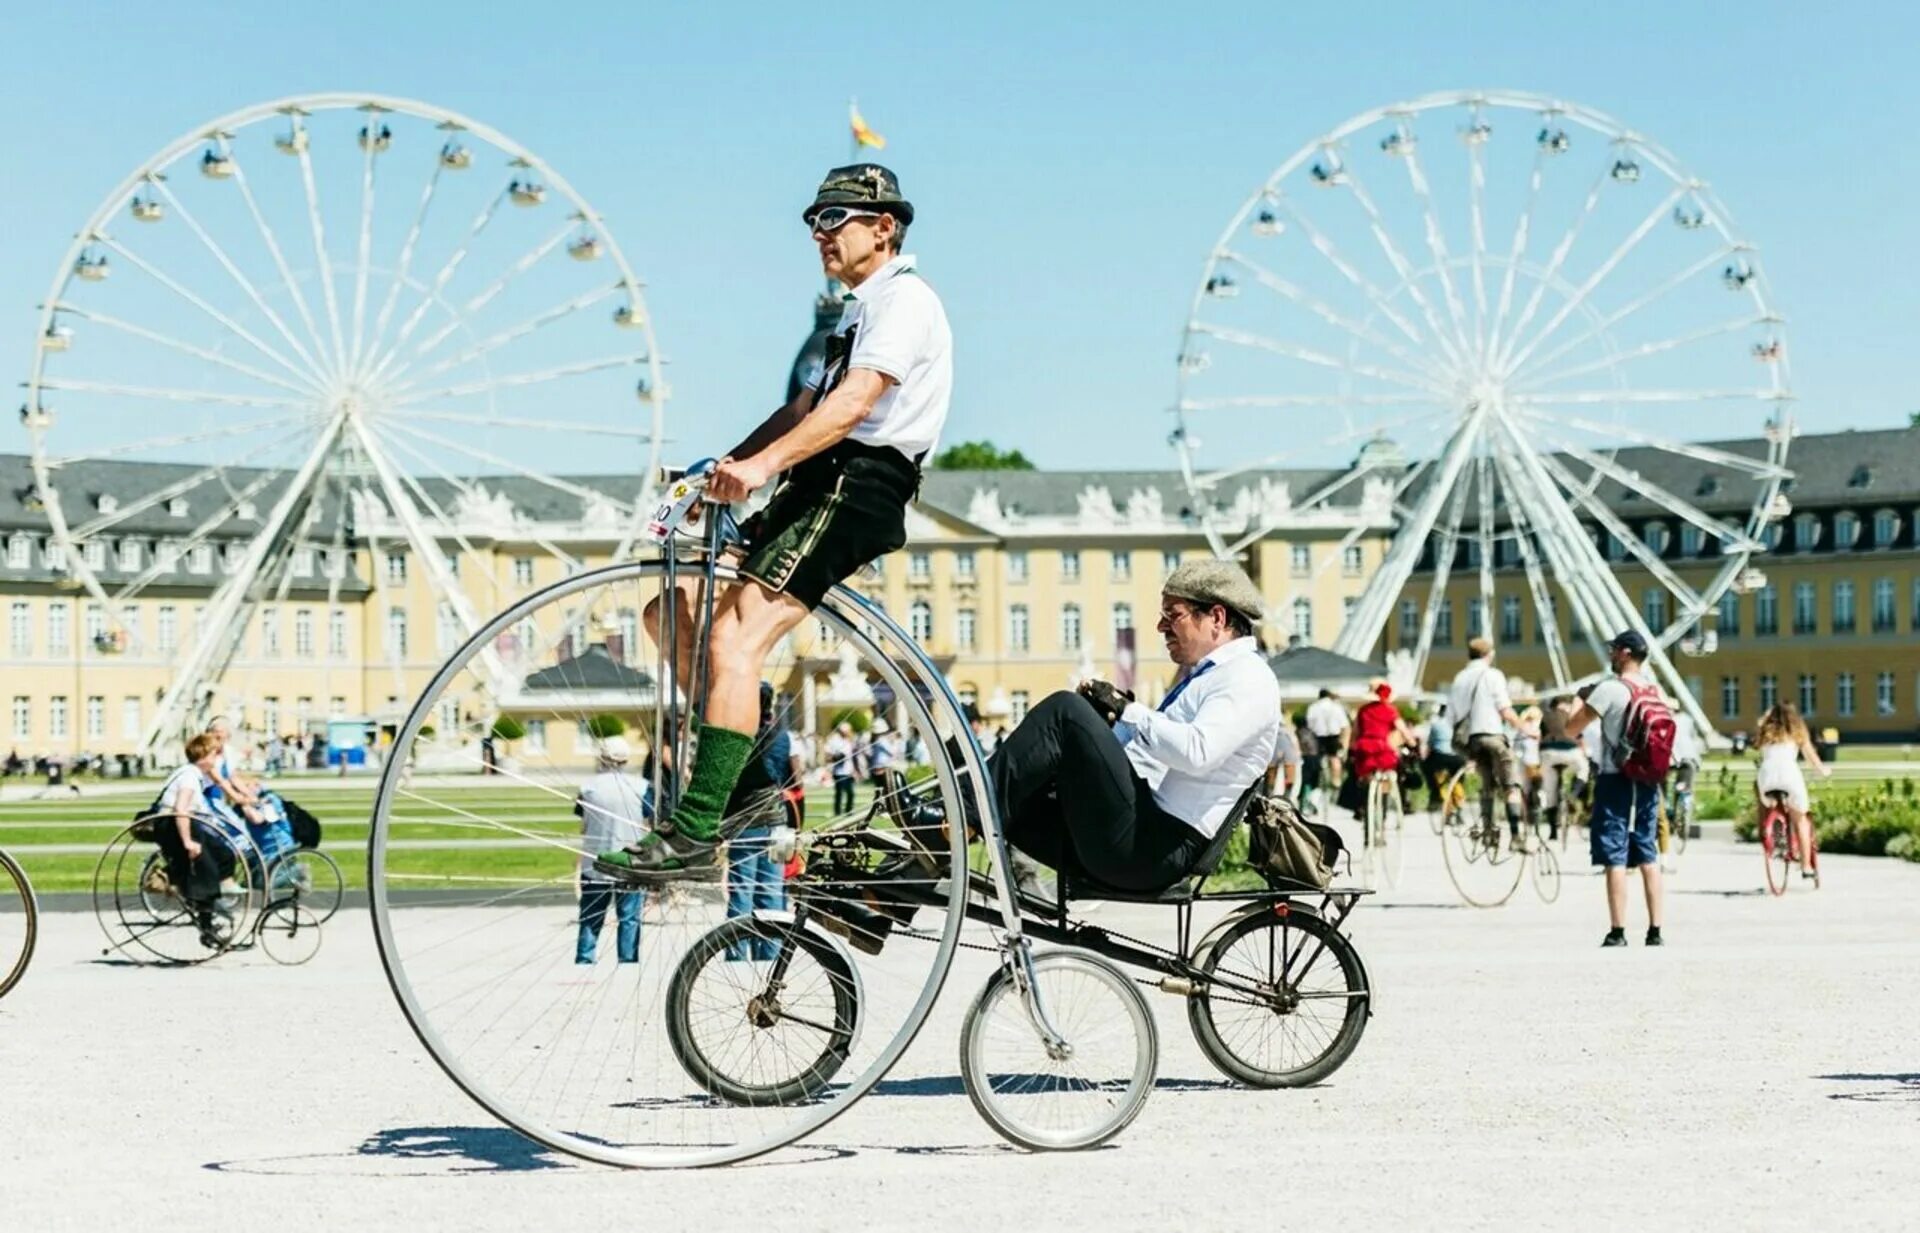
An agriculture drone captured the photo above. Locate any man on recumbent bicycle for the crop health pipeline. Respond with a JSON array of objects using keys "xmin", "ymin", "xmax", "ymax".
[
  {"xmin": 594, "ymin": 163, "xmax": 951, "ymax": 883},
  {"xmin": 993, "ymin": 561, "xmax": 1281, "ymax": 895}
]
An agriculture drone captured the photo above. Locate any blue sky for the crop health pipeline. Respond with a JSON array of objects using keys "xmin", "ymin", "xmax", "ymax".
[{"xmin": 1, "ymin": 1, "xmax": 1914, "ymax": 470}]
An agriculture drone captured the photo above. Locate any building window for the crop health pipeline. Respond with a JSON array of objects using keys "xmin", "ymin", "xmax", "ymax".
[
  {"xmin": 1837, "ymin": 672, "xmax": 1856, "ymax": 718},
  {"xmin": 261, "ymin": 608, "xmax": 281, "ymax": 658},
  {"xmin": 1834, "ymin": 510, "xmax": 1860, "ymax": 550},
  {"xmin": 156, "ymin": 540, "xmax": 182, "ymax": 571},
  {"xmin": 524, "ymin": 719, "xmax": 547, "ymax": 754},
  {"xmin": 1716, "ymin": 590, "xmax": 1740, "ymax": 638},
  {"xmin": 1008, "ymin": 604, "xmax": 1030, "ymax": 652},
  {"xmin": 1792, "ymin": 581, "xmax": 1816, "ymax": 635},
  {"xmin": 1797, "ymin": 673, "xmax": 1816, "ymax": 715},
  {"xmin": 1060, "ymin": 550, "xmax": 1081, "ymax": 582},
  {"xmin": 386, "ymin": 607, "xmax": 408, "ymax": 657},
  {"xmin": 157, "ymin": 605, "xmax": 177, "ymax": 654},
  {"xmin": 1008, "ymin": 551, "xmax": 1029, "ymax": 583},
  {"xmin": 11, "ymin": 696, "xmax": 29, "ymax": 740},
  {"xmin": 1642, "ymin": 522, "xmax": 1670, "ymax": 555},
  {"xmin": 1877, "ymin": 671, "xmax": 1896, "ymax": 716},
  {"xmin": 1010, "ymin": 690, "xmax": 1031, "ymax": 724},
  {"xmin": 1161, "ymin": 550, "xmax": 1180, "ymax": 576},
  {"xmin": 1792, "ymin": 513, "xmax": 1821, "ymax": 552},
  {"xmin": 1762, "ymin": 522, "xmax": 1783, "ymax": 551},
  {"xmin": 263, "ymin": 697, "xmax": 281, "ymax": 739},
  {"xmin": 1398, "ymin": 599, "xmax": 1418, "ymax": 643},
  {"xmin": 294, "ymin": 609, "xmax": 313, "ymax": 657},
  {"xmin": 84, "ymin": 696, "xmax": 103, "ymax": 739},
  {"xmin": 1290, "ymin": 544, "xmax": 1311, "ymax": 578},
  {"xmin": 1874, "ymin": 579, "xmax": 1896, "ymax": 633},
  {"xmin": 49, "ymin": 696, "xmax": 68, "ymax": 739},
  {"xmin": 1679, "ymin": 524, "xmax": 1704, "ymax": 557},
  {"xmin": 1644, "ymin": 588, "xmax": 1667, "ymax": 630},
  {"xmin": 1341, "ymin": 545, "xmax": 1363, "ymax": 577},
  {"xmin": 329, "ymin": 609, "xmax": 347, "ymax": 658},
  {"xmin": 444, "ymin": 553, "xmax": 460, "ymax": 580},
  {"xmin": 290, "ymin": 547, "xmax": 315, "ymax": 578},
  {"xmin": 189, "ymin": 544, "xmax": 213, "ymax": 574},
  {"xmin": 1112, "ymin": 602, "xmax": 1133, "ymax": 640},
  {"xmin": 48, "ymin": 601, "xmax": 70, "ymax": 655},
  {"xmin": 436, "ymin": 602, "xmax": 459, "ymax": 654},
  {"xmin": 1110, "ymin": 550, "xmax": 1130, "ymax": 582},
  {"xmin": 1342, "ymin": 597, "xmax": 1358, "ymax": 628},
  {"xmin": 910, "ymin": 600, "xmax": 934, "ymax": 643},
  {"xmin": 1291, "ymin": 597, "xmax": 1312, "ymax": 643},
  {"xmin": 84, "ymin": 540, "xmax": 106, "ymax": 570},
  {"xmin": 1435, "ymin": 598, "xmax": 1453, "ymax": 645},
  {"xmin": 118, "ymin": 540, "xmax": 143, "ymax": 571},
  {"xmin": 83, "ymin": 603, "xmax": 106, "ymax": 655},
  {"xmin": 1605, "ymin": 533, "xmax": 1626, "ymax": 563},
  {"xmin": 1061, "ymin": 603, "xmax": 1083, "ymax": 652},
  {"xmin": 9, "ymin": 602, "xmax": 28, "ymax": 657},
  {"xmin": 1872, "ymin": 509, "xmax": 1899, "ymax": 548},
  {"xmin": 513, "ymin": 557, "xmax": 534, "ymax": 587},
  {"xmin": 956, "ymin": 607, "xmax": 977, "ymax": 651},
  {"xmin": 1832, "ymin": 580, "xmax": 1856, "ymax": 633},
  {"xmin": 122, "ymin": 697, "xmax": 140, "ymax": 740},
  {"xmin": 956, "ymin": 551, "xmax": 977, "ymax": 581},
  {"xmin": 909, "ymin": 551, "xmax": 931, "ymax": 582},
  {"xmin": 1754, "ymin": 585, "xmax": 1778, "ymax": 636},
  {"xmin": 1467, "ymin": 598, "xmax": 1484, "ymax": 639},
  {"xmin": 329, "ymin": 696, "xmax": 346, "ymax": 718},
  {"xmin": 1758, "ymin": 673, "xmax": 1778, "ymax": 713},
  {"xmin": 385, "ymin": 551, "xmax": 407, "ymax": 584},
  {"xmin": 1720, "ymin": 676, "xmax": 1740, "ymax": 720},
  {"xmin": 1500, "ymin": 595, "xmax": 1522, "ymax": 643},
  {"xmin": 4, "ymin": 535, "xmax": 28, "ymax": 569}
]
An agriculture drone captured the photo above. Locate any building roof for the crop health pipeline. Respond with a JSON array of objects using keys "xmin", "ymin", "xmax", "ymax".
[
  {"xmin": 1265, "ymin": 643, "xmax": 1383, "ymax": 684},
  {"xmin": 522, "ymin": 643, "xmax": 655, "ymax": 692}
]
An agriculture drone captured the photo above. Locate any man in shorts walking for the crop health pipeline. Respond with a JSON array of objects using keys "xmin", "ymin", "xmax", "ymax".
[
  {"xmin": 1567, "ymin": 631, "xmax": 1665, "ymax": 947},
  {"xmin": 1446, "ymin": 637, "xmax": 1527, "ymax": 848},
  {"xmin": 597, "ymin": 164, "xmax": 951, "ymax": 882}
]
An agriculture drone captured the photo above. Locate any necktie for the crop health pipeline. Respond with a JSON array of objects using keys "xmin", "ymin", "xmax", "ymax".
[{"xmin": 1157, "ymin": 660, "xmax": 1217, "ymax": 713}]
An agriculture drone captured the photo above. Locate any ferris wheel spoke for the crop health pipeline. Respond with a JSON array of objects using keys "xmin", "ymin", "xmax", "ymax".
[
  {"xmin": 37, "ymin": 377, "xmax": 313, "ymax": 411},
  {"xmin": 1187, "ymin": 323, "xmax": 1446, "ymax": 395},
  {"xmin": 391, "ymin": 408, "xmax": 659, "ymax": 439},
  {"xmin": 1490, "ymin": 164, "xmax": 1611, "ymax": 375},
  {"xmin": 1512, "ymin": 407, "xmax": 1788, "ymax": 478},
  {"xmin": 1465, "ymin": 115, "xmax": 1491, "ymax": 353},
  {"xmin": 63, "ymin": 418, "xmax": 322, "ymax": 541},
  {"xmin": 1272, "ymin": 197, "xmax": 1427, "ymax": 347},
  {"xmin": 375, "ymin": 434, "xmax": 514, "ymax": 606},
  {"xmin": 1484, "ymin": 144, "xmax": 1548, "ymax": 366},
  {"xmin": 1510, "ymin": 387, "xmax": 1779, "ymax": 407},
  {"xmin": 1473, "ymin": 455, "xmax": 1498, "ymax": 638},
  {"xmin": 1191, "ymin": 402, "xmax": 1449, "ymax": 492},
  {"xmin": 223, "ymin": 139, "xmax": 334, "ymax": 376},
  {"xmin": 1406, "ymin": 464, "xmax": 1475, "ymax": 685},
  {"xmin": 1179, "ymin": 392, "xmax": 1434, "ymax": 412},
  {"xmin": 347, "ymin": 130, "xmax": 382, "ymax": 375},
  {"xmin": 1509, "ymin": 246, "xmax": 1731, "ymax": 382},
  {"xmin": 1395, "ymin": 134, "xmax": 1475, "ymax": 359},
  {"xmin": 382, "ymin": 223, "xmax": 577, "ymax": 386},
  {"xmin": 1336, "ymin": 166, "xmax": 1471, "ymax": 372},
  {"xmin": 1500, "ymin": 185, "xmax": 1686, "ymax": 377},
  {"xmin": 384, "ymin": 420, "xmax": 638, "ymax": 513},
  {"xmin": 365, "ymin": 188, "xmax": 509, "ymax": 385},
  {"xmin": 1515, "ymin": 313, "xmax": 1767, "ymax": 390},
  {"xmin": 50, "ymin": 304, "xmax": 319, "ymax": 398},
  {"xmin": 1528, "ymin": 430, "xmax": 1764, "ymax": 556},
  {"xmin": 44, "ymin": 409, "xmax": 308, "ymax": 467},
  {"xmin": 1485, "ymin": 445, "xmax": 1572, "ymax": 683},
  {"xmin": 92, "ymin": 238, "xmax": 316, "ymax": 388},
  {"xmin": 1214, "ymin": 250, "xmax": 1449, "ymax": 382},
  {"xmin": 364, "ymin": 160, "xmax": 447, "ymax": 370},
  {"xmin": 294, "ymin": 142, "xmax": 350, "ymax": 373},
  {"xmin": 1542, "ymin": 447, "xmax": 1703, "ymax": 611},
  {"xmin": 387, "ymin": 354, "xmax": 651, "ymax": 406},
  {"xmin": 1490, "ymin": 426, "xmax": 1620, "ymax": 662},
  {"xmin": 106, "ymin": 466, "xmax": 292, "ymax": 603},
  {"xmin": 393, "ymin": 284, "xmax": 621, "ymax": 387}
]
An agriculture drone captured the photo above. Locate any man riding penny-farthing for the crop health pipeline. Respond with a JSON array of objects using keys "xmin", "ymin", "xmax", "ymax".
[{"xmin": 369, "ymin": 166, "xmax": 1371, "ymax": 1167}]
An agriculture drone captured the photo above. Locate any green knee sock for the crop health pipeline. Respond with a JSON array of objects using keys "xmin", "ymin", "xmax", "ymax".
[{"xmin": 668, "ymin": 723, "xmax": 756, "ymax": 841}]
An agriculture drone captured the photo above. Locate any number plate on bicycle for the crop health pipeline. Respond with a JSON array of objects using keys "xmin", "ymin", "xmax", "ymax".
[{"xmin": 645, "ymin": 480, "xmax": 706, "ymax": 543}]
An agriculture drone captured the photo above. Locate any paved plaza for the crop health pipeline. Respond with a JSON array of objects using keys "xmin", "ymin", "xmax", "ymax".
[{"xmin": 3, "ymin": 822, "xmax": 1916, "ymax": 1232}]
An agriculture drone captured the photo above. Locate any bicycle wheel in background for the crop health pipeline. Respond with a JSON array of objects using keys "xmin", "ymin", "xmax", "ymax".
[
  {"xmin": 1762, "ymin": 811, "xmax": 1791, "ymax": 897},
  {"xmin": 1442, "ymin": 796, "xmax": 1525, "ymax": 909},
  {"xmin": 1671, "ymin": 793, "xmax": 1692, "ymax": 857},
  {"xmin": 96, "ymin": 821, "xmax": 260, "ymax": 965},
  {"xmin": 269, "ymin": 850, "xmax": 345, "ymax": 924},
  {"xmin": 1529, "ymin": 836, "xmax": 1561, "ymax": 904},
  {"xmin": 368, "ymin": 561, "xmax": 976, "ymax": 1168},
  {"xmin": 0, "ymin": 849, "xmax": 37, "ymax": 999}
]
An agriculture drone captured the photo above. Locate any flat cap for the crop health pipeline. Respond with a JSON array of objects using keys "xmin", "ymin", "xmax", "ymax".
[{"xmin": 1163, "ymin": 560, "xmax": 1264, "ymax": 623}]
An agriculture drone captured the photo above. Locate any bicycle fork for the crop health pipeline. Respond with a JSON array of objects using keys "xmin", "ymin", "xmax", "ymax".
[{"xmin": 1002, "ymin": 935, "xmax": 1074, "ymax": 1062}]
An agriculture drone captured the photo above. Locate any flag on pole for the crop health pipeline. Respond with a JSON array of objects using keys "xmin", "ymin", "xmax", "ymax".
[{"xmin": 849, "ymin": 101, "xmax": 886, "ymax": 150}]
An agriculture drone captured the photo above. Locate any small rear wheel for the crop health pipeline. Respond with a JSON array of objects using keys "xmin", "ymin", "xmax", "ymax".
[
  {"xmin": 1188, "ymin": 905, "xmax": 1369, "ymax": 1087},
  {"xmin": 268, "ymin": 850, "xmax": 344, "ymax": 924},
  {"xmin": 258, "ymin": 902, "xmax": 324, "ymax": 966},
  {"xmin": 961, "ymin": 948, "xmax": 1157, "ymax": 1151}
]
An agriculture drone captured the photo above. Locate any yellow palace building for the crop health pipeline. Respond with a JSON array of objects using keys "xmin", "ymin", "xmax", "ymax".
[{"xmin": 4, "ymin": 423, "xmax": 1919, "ymax": 762}]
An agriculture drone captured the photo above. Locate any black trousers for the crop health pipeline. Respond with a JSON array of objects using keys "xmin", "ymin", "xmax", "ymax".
[{"xmin": 989, "ymin": 692, "xmax": 1206, "ymax": 892}]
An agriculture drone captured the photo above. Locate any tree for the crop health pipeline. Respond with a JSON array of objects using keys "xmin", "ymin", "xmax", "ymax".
[
  {"xmin": 489, "ymin": 716, "xmax": 526, "ymax": 743},
  {"xmin": 586, "ymin": 713, "xmax": 626, "ymax": 739},
  {"xmin": 931, "ymin": 440, "xmax": 1035, "ymax": 471}
]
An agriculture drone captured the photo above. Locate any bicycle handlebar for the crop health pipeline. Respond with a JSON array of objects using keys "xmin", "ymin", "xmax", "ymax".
[{"xmin": 644, "ymin": 457, "xmax": 720, "ymax": 543}]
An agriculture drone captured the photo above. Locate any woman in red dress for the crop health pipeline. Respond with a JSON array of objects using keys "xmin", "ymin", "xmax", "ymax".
[{"xmin": 1348, "ymin": 681, "xmax": 1416, "ymax": 782}]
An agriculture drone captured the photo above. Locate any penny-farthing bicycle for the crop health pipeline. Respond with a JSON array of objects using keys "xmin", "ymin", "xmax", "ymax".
[
  {"xmin": 0, "ymin": 847, "xmax": 37, "ymax": 1000},
  {"xmin": 369, "ymin": 463, "xmax": 1167, "ymax": 1166}
]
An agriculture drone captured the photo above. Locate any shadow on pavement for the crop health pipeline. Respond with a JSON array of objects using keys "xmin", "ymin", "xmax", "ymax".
[{"xmin": 1816, "ymin": 1072, "xmax": 1920, "ymax": 1103}]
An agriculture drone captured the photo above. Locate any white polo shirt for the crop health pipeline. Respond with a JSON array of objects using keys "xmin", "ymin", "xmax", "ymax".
[
  {"xmin": 1448, "ymin": 659, "xmax": 1514, "ymax": 739},
  {"xmin": 1112, "ymin": 637, "xmax": 1282, "ymax": 838},
  {"xmin": 808, "ymin": 253, "xmax": 953, "ymax": 461}
]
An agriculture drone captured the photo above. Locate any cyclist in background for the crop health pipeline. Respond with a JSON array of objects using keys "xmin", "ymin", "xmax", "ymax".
[
  {"xmin": 1667, "ymin": 710, "xmax": 1705, "ymax": 842},
  {"xmin": 1753, "ymin": 701, "xmax": 1830, "ymax": 880},
  {"xmin": 1421, "ymin": 702, "xmax": 1465, "ymax": 811},
  {"xmin": 1306, "ymin": 689, "xmax": 1351, "ymax": 803},
  {"xmin": 1537, "ymin": 693, "xmax": 1586, "ymax": 840}
]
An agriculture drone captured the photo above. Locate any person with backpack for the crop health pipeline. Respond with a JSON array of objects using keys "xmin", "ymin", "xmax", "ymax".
[{"xmin": 1566, "ymin": 630, "xmax": 1674, "ymax": 948}]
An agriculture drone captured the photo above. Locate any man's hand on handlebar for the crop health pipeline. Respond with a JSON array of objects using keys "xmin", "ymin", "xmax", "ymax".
[
  {"xmin": 708, "ymin": 455, "xmax": 774, "ymax": 504},
  {"xmin": 1078, "ymin": 679, "xmax": 1134, "ymax": 726}
]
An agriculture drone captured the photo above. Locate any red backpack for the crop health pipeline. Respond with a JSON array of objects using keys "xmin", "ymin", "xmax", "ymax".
[{"xmin": 1615, "ymin": 680, "xmax": 1676, "ymax": 784}]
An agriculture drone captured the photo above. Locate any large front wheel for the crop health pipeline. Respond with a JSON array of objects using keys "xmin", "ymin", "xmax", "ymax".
[
  {"xmin": 367, "ymin": 559, "xmax": 977, "ymax": 1168},
  {"xmin": 0, "ymin": 849, "xmax": 37, "ymax": 999}
]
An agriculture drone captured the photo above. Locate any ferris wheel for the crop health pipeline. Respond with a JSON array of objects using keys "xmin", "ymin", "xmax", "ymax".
[
  {"xmin": 1172, "ymin": 89, "xmax": 1792, "ymax": 730},
  {"xmin": 23, "ymin": 93, "xmax": 665, "ymax": 756}
]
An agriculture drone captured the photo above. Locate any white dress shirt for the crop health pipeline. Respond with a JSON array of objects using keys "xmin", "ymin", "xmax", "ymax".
[
  {"xmin": 1305, "ymin": 696, "xmax": 1351, "ymax": 738},
  {"xmin": 805, "ymin": 253, "xmax": 953, "ymax": 461},
  {"xmin": 1112, "ymin": 636, "xmax": 1281, "ymax": 838}
]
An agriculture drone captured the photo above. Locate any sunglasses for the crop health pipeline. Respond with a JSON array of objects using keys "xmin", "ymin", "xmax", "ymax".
[{"xmin": 807, "ymin": 205, "xmax": 884, "ymax": 233}]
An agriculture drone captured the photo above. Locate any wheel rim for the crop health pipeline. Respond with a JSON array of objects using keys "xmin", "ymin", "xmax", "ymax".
[
  {"xmin": 97, "ymin": 822, "xmax": 260, "ymax": 964},
  {"xmin": 367, "ymin": 560, "xmax": 974, "ymax": 1167},
  {"xmin": 0, "ymin": 851, "xmax": 36, "ymax": 998},
  {"xmin": 1194, "ymin": 910, "xmax": 1366, "ymax": 1083},
  {"xmin": 963, "ymin": 950, "xmax": 1156, "ymax": 1150}
]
